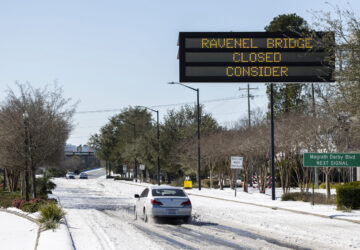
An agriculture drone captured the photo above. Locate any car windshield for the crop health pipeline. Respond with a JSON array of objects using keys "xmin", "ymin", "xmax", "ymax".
[{"xmin": 152, "ymin": 189, "xmax": 186, "ymax": 197}]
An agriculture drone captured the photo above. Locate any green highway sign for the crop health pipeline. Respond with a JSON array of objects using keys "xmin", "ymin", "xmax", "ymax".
[{"xmin": 303, "ymin": 153, "xmax": 360, "ymax": 167}]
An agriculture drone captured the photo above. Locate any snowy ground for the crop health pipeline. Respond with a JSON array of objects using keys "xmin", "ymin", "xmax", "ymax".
[
  {"xmin": 0, "ymin": 212, "xmax": 38, "ymax": 250},
  {"xmin": 51, "ymin": 177, "xmax": 360, "ymax": 250}
]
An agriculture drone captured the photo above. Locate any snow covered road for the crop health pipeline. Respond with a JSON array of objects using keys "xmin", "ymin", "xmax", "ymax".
[{"xmin": 52, "ymin": 178, "xmax": 360, "ymax": 250}]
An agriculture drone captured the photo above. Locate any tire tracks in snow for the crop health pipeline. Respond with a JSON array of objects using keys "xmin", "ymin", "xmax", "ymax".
[
  {"xmin": 84, "ymin": 211, "xmax": 116, "ymax": 250},
  {"xmin": 102, "ymin": 209, "xmax": 293, "ymax": 250}
]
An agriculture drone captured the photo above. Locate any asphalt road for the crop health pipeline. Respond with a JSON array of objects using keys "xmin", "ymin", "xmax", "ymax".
[{"xmin": 52, "ymin": 178, "xmax": 360, "ymax": 250}]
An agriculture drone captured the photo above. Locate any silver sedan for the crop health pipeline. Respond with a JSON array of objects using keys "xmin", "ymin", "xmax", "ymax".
[{"xmin": 134, "ymin": 186, "xmax": 192, "ymax": 223}]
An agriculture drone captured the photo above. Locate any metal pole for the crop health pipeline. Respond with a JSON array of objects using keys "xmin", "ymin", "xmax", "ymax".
[
  {"xmin": 157, "ymin": 110, "xmax": 160, "ymax": 186},
  {"xmin": 312, "ymin": 168, "xmax": 315, "ymax": 206},
  {"xmin": 133, "ymin": 124, "xmax": 137, "ymax": 182},
  {"xmin": 235, "ymin": 169, "xmax": 238, "ymax": 197},
  {"xmin": 24, "ymin": 115, "xmax": 30, "ymax": 201},
  {"xmin": 270, "ymin": 83, "xmax": 275, "ymax": 200},
  {"xmin": 312, "ymin": 83, "xmax": 319, "ymax": 189},
  {"xmin": 197, "ymin": 88, "xmax": 201, "ymax": 191},
  {"xmin": 248, "ymin": 83, "xmax": 251, "ymax": 127}
]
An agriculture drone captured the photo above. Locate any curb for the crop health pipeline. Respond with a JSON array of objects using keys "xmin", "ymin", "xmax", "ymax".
[
  {"xmin": 112, "ymin": 181, "xmax": 360, "ymax": 225},
  {"xmin": 0, "ymin": 208, "xmax": 41, "ymax": 250},
  {"xmin": 51, "ymin": 195, "xmax": 76, "ymax": 250}
]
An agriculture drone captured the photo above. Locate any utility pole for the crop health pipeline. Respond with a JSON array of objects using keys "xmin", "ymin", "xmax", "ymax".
[
  {"xmin": 239, "ymin": 84, "xmax": 258, "ymax": 127},
  {"xmin": 239, "ymin": 84, "xmax": 258, "ymax": 189}
]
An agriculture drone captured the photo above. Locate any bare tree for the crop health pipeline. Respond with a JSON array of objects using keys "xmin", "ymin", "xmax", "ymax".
[{"xmin": 0, "ymin": 83, "xmax": 75, "ymax": 198}]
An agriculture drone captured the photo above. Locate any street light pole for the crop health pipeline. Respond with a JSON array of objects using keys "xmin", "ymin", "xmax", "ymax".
[
  {"xmin": 168, "ymin": 82, "xmax": 201, "ymax": 190},
  {"xmin": 138, "ymin": 106, "xmax": 161, "ymax": 186},
  {"xmin": 132, "ymin": 123, "xmax": 137, "ymax": 182},
  {"xmin": 23, "ymin": 112, "xmax": 30, "ymax": 201}
]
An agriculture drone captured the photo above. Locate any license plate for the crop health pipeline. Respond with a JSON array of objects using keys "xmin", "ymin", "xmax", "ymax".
[{"xmin": 167, "ymin": 209, "xmax": 177, "ymax": 215}]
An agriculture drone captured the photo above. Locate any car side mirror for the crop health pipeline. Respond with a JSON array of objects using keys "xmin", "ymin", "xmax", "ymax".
[{"xmin": 134, "ymin": 194, "xmax": 140, "ymax": 199}]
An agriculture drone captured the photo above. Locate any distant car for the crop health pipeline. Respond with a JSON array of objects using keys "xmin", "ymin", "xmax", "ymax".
[
  {"xmin": 66, "ymin": 172, "xmax": 75, "ymax": 179},
  {"xmin": 134, "ymin": 186, "xmax": 192, "ymax": 223},
  {"xmin": 79, "ymin": 172, "xmax": 88, "ymax": 179}
]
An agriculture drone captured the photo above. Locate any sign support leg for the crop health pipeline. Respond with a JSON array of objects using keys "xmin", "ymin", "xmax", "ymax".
[
  {"xmin": 312, "ymin": 167, "xmax": 315, "ymax": 206},
  {"xmin": 235, "ymin": 169, "xmax": 238, "ymax": 197},
  {"xmin": 270, "ymin": 83, "xmax": 275, "ymax": 200}
]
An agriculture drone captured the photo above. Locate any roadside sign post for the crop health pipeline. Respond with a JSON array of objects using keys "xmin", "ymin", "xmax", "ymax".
[
  {"xmin": 231, "ymin": 156, "xmax": 244, "ymax": 197},
  {"xmin": 303, "ymin": 153, "xmax": 360, "ymax": 205},
  {"xmin": 139, "ymin": 164, "xmax": 145, "ymax": 183}
]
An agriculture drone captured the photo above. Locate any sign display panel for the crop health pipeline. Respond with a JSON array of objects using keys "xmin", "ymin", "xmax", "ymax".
[
  {"xmin": 231, "ymin": 156, "xmax": 244, "ymax": 169},
  {"xmin": 179, "ymin": 32, "xmax": 334, "ymax": 83},
  {"xmin": 303, "ymin": 153, "xmax": 360, "ymax": 167}
]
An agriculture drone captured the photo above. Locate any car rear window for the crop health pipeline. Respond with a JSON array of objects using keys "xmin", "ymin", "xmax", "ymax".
[{"xmin": 152, "ymin": 189, "xmax": 186, "ymax": 197}]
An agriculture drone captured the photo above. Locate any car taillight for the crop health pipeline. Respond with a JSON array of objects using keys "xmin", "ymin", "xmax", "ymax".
[
  {"xmin": 181, "ymin": 200, "xmax": 191, "ymax": 206},
  {"xmin": 150, "ymin": 199, "xmax": 163, "ymax": 205}
]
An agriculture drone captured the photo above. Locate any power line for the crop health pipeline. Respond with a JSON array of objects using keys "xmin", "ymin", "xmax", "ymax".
[{"xmin": 75, "ymin": 94, "xmax": 264, "ymax": 114}]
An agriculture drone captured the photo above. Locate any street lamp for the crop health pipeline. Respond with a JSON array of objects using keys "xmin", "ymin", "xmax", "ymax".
[
  {"xmin": 127, "ymin": 122, "xmax": 137, "ymax": 182},
  {"xmin": 139, "ymin": 106, "xmax": 161, "ymax": 186},
  {"xmin": 168, "ymin": 82, "xmax": 201, "ymax": 190},
  {"xmin": 23, "ymin": 111, "xmax": 30, "ymax": 201}
]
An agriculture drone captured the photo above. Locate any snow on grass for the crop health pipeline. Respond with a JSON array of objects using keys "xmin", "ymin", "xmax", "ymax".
[{"xmin": 0, "ymin": 211, "xmax": 38, "ymax": 250}]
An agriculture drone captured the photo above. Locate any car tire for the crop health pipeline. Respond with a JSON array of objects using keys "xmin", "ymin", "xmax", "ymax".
[
  {"xmin": 183, "ymin": 216, "xmax": 192, "ymax": 224},
  {"xmin": 144, "ymin": 209, "xmax": 154, "ymax": 223},
  {"xmin": 134, "ymin": 206, "xmax": 137, "ymax": 220},
  {"xmin": 144, "ymin": 209, "xmax": 148, "ymax": 223}
]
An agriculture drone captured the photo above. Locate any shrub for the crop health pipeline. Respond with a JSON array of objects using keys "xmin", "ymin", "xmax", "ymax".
[
  {"xmin": 12, "ymin": 199, "xmax": 26, "ymax": 209},
  {"xmin": 170, "ymin": 177, "xmax": 185, "ymax": 187},
  {"xmin": 201, "ymin": 179, "xmax": 219, "ymax": 188},
  {"xmin": 0, "ymin": 192, "xmax": 22, "ymax": 208},
  {"xmin": 113, "ymin": 176, "xmax": 133, "ymax": 181},
  {"xmin": 281, "ymin": 192, "xmax": 335, "ymax": 204},
  {"xmin": 318, "ymin": 182, "xmax": 343, "ymax": 189},
  {"xmin": 336, "ymin": 183, "xmax": 360, "ymax": 210},
  {"xmin": 21, "ymin": 198, "xmax": 48, "ymax": 213},
  {"xmin": 38, "ymin": 203, "xmax": 65, "ymax": 230},
  {"xmin": 47, "ymin": 167, "xmax": 66, "ymax": 178},
  {"xmin": 36, "ymin": 175, "xmax": 56, "ymax": 195}
]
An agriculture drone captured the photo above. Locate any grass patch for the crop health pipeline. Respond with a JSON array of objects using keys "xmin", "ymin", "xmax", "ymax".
[{"xmin": 281, "ymin": 192, "xmax": 336, "ymax": 205}]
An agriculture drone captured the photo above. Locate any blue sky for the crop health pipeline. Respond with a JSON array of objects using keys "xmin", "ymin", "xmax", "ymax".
[{"xmin": 0, "ymin": 0, "xmax": 359, "ymax": 145}]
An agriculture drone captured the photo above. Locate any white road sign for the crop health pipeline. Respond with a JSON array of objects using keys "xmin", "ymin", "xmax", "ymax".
[
  {"xmin": 231, "ymin": 156, "xmax": 243, "ymax": 169},
  {"xmin": 139, "ymin": 164, "xmax": 145, "ymax": 170}
]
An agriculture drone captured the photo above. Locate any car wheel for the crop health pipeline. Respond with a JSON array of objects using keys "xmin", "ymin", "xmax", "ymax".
[
  {"xmin": 143, "ymin": 209, "xmax": 148, "ymax": 223},
  {"xmin": 183, "ymin": 216, "xmax": 192, "ymax": 224}
]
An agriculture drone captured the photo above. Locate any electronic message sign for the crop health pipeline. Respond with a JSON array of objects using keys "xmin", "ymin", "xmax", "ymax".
[{"xmin": 179, "ymin": 32, "xmax": 335, "ymax": 83}]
